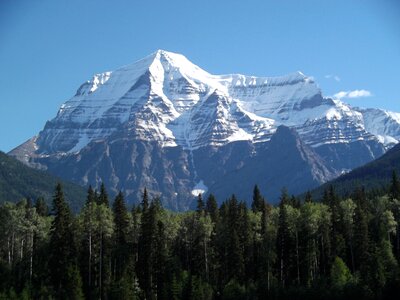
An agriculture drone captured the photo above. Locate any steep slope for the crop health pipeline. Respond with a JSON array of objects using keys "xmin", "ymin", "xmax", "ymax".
[
  {"xmin": 193, "ymin": 126, "xmax": 335, "ymax": 204},
  {"xmin": 356, "ymin": 107, "xmax": 400, "ymax": 146},
  {"xmin": 0, "ymin": 152, "xmax": 86, "ymax": 212},
  {"xmin": 9, "ymin": 50, "xmax": 400, "ymax": 208},
  {"xmin": 28, "ymin": 126, "xmax": 334, "ymax": 210},
  {"xmin": 13, "ymin": 50, "xmax": 396, "ymax": 161},
  {"xmin": 311, "ymin": 143, "xmax": 400, "ymax": 198}
]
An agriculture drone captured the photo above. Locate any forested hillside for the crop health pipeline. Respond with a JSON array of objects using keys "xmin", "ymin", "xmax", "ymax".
[
  {"xmin": 1, "ymin": 178, "xmax": 400, "ymax": 299},
  {"xmin": 311, "ymin": 143, "xmax": 400, "ymax": 199},
  {"xmin": 0, "ymin": 151, "xmax": 86, "ymax": 212}
]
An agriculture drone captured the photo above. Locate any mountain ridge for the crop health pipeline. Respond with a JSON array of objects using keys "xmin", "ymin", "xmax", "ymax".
[
  {"xmin": 310, "ymin": 142, "xmax": 400, "ymax": 199},
  {"xmin": 9, "ymin": 50, "xmax": 400, "ymax": 208}
]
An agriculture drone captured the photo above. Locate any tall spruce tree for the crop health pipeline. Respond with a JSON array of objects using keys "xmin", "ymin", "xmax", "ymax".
[
  {"xmin": 98, "ymin": 183, "xmax": 109, "ymax": 207},
  {"xmin": 251, "ymin": 185, "xmax": 264, "ymax": 213},
  {"xmin": 49, "ymin": 183, "xmax": 82, "ymax": 298},
  {"xmin": 390, "ymin": 170, "xmax": 400, "ymax": 200},
  {"xmin": 97, "ymin": 202, "xmax": 114, "ymax": 299},
  {"xmin": 304, "ymin": 190, "xmax": 313, "ymax": 203},
  {"xmin": 353, "ymin": 188, "xmax": 370, "ymax": 280},
  {"xmin": 138, "ymin": 194, "xmax": 160, "ymax": 299},
  {"xmin": 35, "ymin": 197, "xmax": 48, "ymax": 217},
  {"xmin": 276, "ymin": 188, "xmax": 291, "ymax": 287},
  {"xmin": 226, "ymin": 195, "xmax": 244, "ymax": 282},
  {"xmin": 196, "ymin": 194, "xmax": 205, "ymax": 215},
  {"xmin": 112, "ymin": 191, "xmax": 130, "ymax": 281},
  {"xmin": 86, "ymin": 185, "xmax": 96, "ymax": 204},
  {"xmin": 205, "ymin": 194, "xmax": 219, "ymax": 224}
]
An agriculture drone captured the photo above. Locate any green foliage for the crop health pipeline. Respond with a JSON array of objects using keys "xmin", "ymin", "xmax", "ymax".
[
  {"xmin": 0, "ymin": 151, "xmax": 86, "ymax": 212},
  {"xmin": 330, "ymin": 257, "xmax": 352, "ymax": 289},
  {"xmin": 1, "ymin": 183, "xmax": 400, "ymax": 299},
  {"xmin": 222, "ymin": 279, "xmax": 246, "ymax": 300},
  {"xmin": 65, "ymin": 264, "xmax": 84, "ymax": 300}
]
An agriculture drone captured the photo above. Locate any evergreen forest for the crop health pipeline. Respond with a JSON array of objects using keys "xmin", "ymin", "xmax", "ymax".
[{"xmin": 1, "ymin": 173, "xmax": 400, "ymax": 300}]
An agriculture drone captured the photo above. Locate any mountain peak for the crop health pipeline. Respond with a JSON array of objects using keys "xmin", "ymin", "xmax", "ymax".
[
  {"xmin": 9, "ymin": 50, "xmax": 400, "ymax": 208},
  {"xmin": 125, "ymin": 49, "xmax": 197, "ymax": 72}
]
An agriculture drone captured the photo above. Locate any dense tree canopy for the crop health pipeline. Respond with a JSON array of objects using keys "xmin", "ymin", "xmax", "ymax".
[{"xmin": 1, "ymin": 179, "xmax": 400, "ymax": 299}]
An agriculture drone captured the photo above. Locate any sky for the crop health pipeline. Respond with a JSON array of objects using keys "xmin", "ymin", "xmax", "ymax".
[{"xmin": 0, "ymin": 0, "xmax": 399, "ymax": 152}]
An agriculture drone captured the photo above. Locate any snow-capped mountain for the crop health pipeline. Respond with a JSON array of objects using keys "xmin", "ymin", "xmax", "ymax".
[{"xmin": 10, "ymin": 50, "xmax": 400, "ymax": 209}]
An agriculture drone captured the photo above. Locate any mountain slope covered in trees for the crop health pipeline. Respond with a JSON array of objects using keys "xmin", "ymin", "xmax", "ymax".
[
  {"xmin": 0, "ymin": 151, "xmax": 86, "ymax": 212},
  {"xmin": 311, "ymin": 143, "xmax": 400, "ymax": 198}
]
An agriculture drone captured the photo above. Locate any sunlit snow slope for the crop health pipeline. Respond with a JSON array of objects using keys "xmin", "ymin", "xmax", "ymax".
[{"xmin": 9, "ymin": 50, "xmax": 400, "ymax": 209}]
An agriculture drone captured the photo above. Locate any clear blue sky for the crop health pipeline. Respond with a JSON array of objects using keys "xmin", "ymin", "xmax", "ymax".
[{"xmin": 1, "ymin": 0, "xmax": 399, "ymax": 152}]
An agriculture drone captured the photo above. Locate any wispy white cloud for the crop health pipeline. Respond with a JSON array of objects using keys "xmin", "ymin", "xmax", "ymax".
[
  {"xmin": 325, "ymin": 74, "xmax": 341, "ymax": 82},
  {"xmin": 333, "ymin": 89, "xmax": 372, "ymax": 100}
]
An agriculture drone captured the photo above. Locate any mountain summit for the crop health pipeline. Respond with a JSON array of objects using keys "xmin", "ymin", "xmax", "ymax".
[{"xmin": 10, "ymin": 50, "xmax": 400, "ymax": 209}]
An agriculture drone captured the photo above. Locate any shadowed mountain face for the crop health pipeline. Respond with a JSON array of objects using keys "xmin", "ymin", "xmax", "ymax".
[
  {"xmin": 9, "ymin": 50, "xmax": 400, "ymax": 209},
  {"xmin": 22, "ymin": 126, "xmax": 335, "ymax": 210}
]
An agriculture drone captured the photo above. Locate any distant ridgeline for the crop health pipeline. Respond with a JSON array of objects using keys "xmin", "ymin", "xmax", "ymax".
[
  {"xmin": 1, "ymin": 177, "xmax": 400, "ymax": 299},
  {"xmin": 311, "ymin": 142, "xmax": 400, "ymax": 199}
]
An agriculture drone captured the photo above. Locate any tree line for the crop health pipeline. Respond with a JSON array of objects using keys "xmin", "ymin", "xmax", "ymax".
[{"xmin": 1, "ymin": 172, "xmax": 400, "ymax": 299}]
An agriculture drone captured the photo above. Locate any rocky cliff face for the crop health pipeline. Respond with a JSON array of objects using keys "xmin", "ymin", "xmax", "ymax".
[{"xmin": 9, "ymin": 50, "xmax": 400, "ymax": 208}]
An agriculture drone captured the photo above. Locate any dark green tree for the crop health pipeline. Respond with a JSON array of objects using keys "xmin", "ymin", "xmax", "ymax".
[
  {"xmin": 251, "ymin": 185, "xmax": 264, "ymax": 213},
  {"xmin": 276, "ymin": 188, "xmax": 291, "ymax": 287},
  {"xmin": 304, "ymin": 190, "xmax": 313, "ymax": 203},
  {"xmin": 112, "ymin": 191, "xmax": 130, "ymax": 281},
  {"xmin": 390, "ymin": 170, "xmax": 400, "ymax": 200},
  {"xmin": 49, "ymin": 183, "xmax": 82, "ymax": 298},
  {"xmin": 97, "ymin": 182, "xmax": 109, "ymax": 207},
  {"xmin": 196, "ymin": 193, "xmax": 205, "ymax": 215},
  {"xmin": 35, "ymin": 197, "xmax": 48, "ymax": 217},
  {"xmin": 137, "ymin": 195, "xmax": 160, "ymax": 299},
  {"xmin": 205, "ymin": 194, "xmax": 219, "ymax": 224},
  {"xmin": 353, "ymin": 188, "xmax": 370, "ymax": 281},
  {"xmin": 86, "ymin": 185, "xmax": 96, "ymax": 204}
]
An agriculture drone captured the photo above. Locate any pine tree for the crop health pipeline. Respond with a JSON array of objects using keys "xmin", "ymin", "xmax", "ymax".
[
  {"xmin": 390, "ymin": 170, "xmax": 400, "ymax": 200},
  {"xmin": 304, "ymin": 190, "xmax": 313, "ymax": 203},
  {"xmin": 142, "ymin": 188, "xmax": 149, "ymax": 212},
  {"xmin": 205, "ymin": 193, "xmax": 219, "ymax": 284},
  {"xmin": 339, "ymin": 198, "xmax": 356, "ymax": 272},
  {"xmin": 98, "ymin": 182, "xmax": 109, "ymax": 207},
  {"xmin": 259, "ymin": 201, "xmax": 274, "ymax": 293},
  {"xmin": 80, "ymin": 187, "xmax": 98, "ymax": 298},
  {"xmin": 35, "ymin": 197, "xmax": 48, "ymax": 217},
  {"xmin": 276, "ymin": 188, "xmax": 291, "ymax": 287},
  {"xmin": 49, "ymin": 183, "xmax": 81, "ymax": 298},
  {"xmin": 251, "ymin": 185, "xmax": 263, "ymax": 213},
  {"xmin": 112, "ymin": 191, "xmax": 130, "ymax": 281},
  {"xmin": 328, "ymin": 185, "xmax": 344, "ymax": 259},
  {"xmin": 205, "ymin": 194, "xmax": 219, "ymax": 224},
  {"xmin": 196, "ymin": 194, "xmax": 205, "ymax": 215},
  {"xmin": 353, "ymin": 188, "xmax": 370, "ymax": 280},
  {"xmin": 86, "ymin": 185, "xmax": 96, "ymax": 204},
  {"xmin": 155, "ymin": 219, "xmax": 168, "ymax": 300},
  {"xmin": 97, "ymin": 202, "xmax": 114, "ymax": 299},
  {"xmin": 226, "ymin": 195, "xmax": 244, "ymax": 282},
  {"xmin": 138, "ymin": 195, "xmax": 160, "ymax": 299},
  {"xmin": 65, "ymin": 264, "xmax": 85, "ymax": 300}
]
